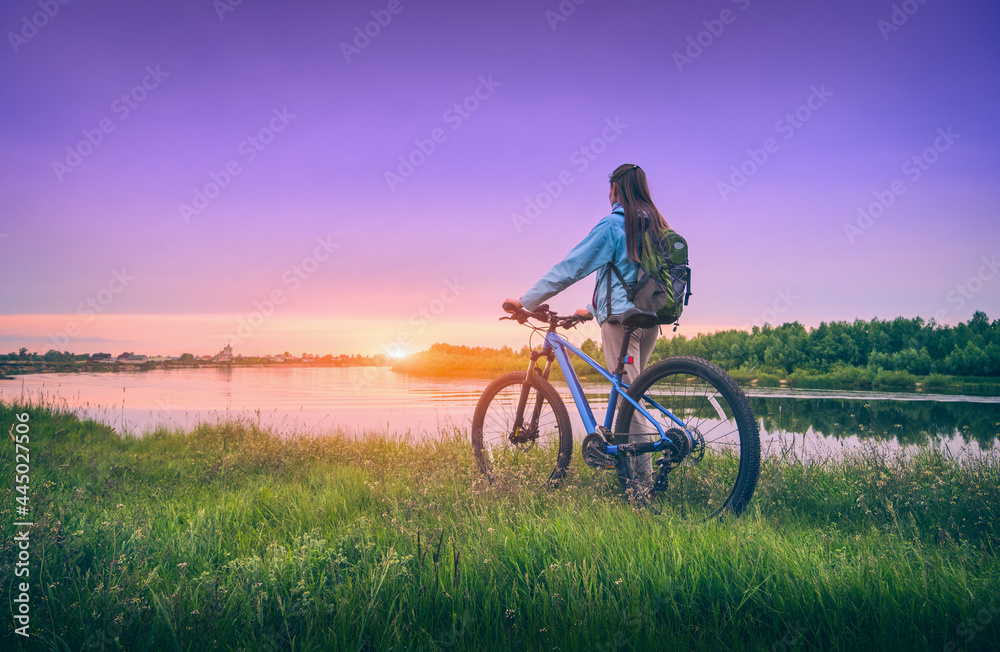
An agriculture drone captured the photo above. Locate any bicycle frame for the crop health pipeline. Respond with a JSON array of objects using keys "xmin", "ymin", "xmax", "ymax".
[{"xmin": 526, "ymin": 328, "xmax": 692, "ymax": 456}]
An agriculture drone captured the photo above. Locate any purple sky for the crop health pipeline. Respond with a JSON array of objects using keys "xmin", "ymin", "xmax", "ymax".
[{"xmin": 1, "ymin": 0, "xmax": 998, "ymax": 356}]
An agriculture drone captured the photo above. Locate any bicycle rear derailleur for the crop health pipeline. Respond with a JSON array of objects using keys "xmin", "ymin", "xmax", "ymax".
[{"xmin": 653, "ymin": 427, "xmax": 705, "ymax": 490}]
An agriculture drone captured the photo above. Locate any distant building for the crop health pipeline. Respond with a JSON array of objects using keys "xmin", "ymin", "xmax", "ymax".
[
  {"xmin": 270, "ymin": 354, "xmax": 289, "ymax": 362},
  {"xmin": 212, "ymin": 344, "xmax": 234, "ymax": 363},
  {"xmin": 116, "ymin": 352, "xmax": 149, "ymax": 363}
]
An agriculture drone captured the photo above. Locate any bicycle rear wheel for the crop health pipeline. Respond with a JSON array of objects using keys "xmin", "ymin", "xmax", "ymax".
[
  {"xmin": 614, "ymin": 356, "xmax": 760, "ymax": 517},
  {"xmin": 471, "ymin": 371, "xmax": 573, "ymax": 488}
]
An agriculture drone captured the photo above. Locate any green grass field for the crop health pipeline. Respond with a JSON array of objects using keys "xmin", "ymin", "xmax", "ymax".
[{"xmin": 2, "ymin": 401, "xmax": 999, "ymax": 651}]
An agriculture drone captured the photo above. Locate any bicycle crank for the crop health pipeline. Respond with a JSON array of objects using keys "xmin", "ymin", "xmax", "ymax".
[{"xmin": 582, "ymin": 428, "xmax": 616, "ymax": 469}]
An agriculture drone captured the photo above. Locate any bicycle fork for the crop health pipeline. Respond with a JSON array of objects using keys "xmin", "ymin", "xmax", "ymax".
[{"xmin": 510, "ymin": 350, "xmax": 553, "ymax": 445}]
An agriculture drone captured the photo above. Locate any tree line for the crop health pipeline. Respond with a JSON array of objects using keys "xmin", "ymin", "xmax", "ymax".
[{"xmin": 648, "ymin": 311, "xmax": 999, "ymax": 377}]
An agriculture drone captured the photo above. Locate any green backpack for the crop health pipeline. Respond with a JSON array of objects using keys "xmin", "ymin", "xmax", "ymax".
[{"xmin": 607, "ymin": 226, "xmax": 692, "ymax": 325}]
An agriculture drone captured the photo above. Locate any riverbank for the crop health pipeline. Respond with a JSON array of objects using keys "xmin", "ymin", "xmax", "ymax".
[
  {"xmin": 390, "ymin": 343, "xmax": 1000, "ymax": 396},
  {"xmin": 2, "ymin": 402, "xmax": 998, "ymax": 649},
  {"xmin": 0, "ymin": 358, "xmax": 384, "ymax": 377}
]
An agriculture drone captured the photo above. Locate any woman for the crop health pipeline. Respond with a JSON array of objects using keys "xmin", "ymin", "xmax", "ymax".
[{"xmin": 503, "ymin": 163, "xmax": 672, "ymax": 486}]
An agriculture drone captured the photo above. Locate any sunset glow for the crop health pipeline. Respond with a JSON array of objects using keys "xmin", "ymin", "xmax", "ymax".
[{"xmin": 1, "ymin": 0, "xmax": 997, "ymax": 355}]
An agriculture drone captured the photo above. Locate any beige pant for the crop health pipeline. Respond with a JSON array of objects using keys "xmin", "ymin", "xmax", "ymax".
[{"xmin": 601, "ymin": 320, "xmax": 658, "ymax": 482}]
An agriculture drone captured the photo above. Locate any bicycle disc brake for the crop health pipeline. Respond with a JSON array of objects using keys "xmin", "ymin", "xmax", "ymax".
[{"xmin": 509, "ymin": 424, "xmax": 538, "ymax": 449}]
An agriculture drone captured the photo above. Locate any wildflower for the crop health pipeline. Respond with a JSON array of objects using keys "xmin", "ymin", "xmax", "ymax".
[
  {"xmin": 191, "ymin": 610, "xmax": 199, "ymax": 615},
  {"xmin": 614, "ymin": 578, "xmax": 623, "ymax": 585},
  {"xmin": 177, "ymin": 563, "xmax": 187, "ymax": 568},
  {"xmin": 117, "ymin": 504, "xmax": 125, "ymax": 509}
]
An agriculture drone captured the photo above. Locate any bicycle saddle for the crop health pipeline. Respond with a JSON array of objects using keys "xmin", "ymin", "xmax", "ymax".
[{"xmin": 608, "ymin": 308, "xmax": 659, "ymax": 329}]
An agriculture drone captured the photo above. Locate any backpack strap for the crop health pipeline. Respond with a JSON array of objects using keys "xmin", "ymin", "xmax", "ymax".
[
  {"xmin": 610, "ymin": 264, "xmax": 634, "ymax": 299},
  {"xmin": 604, "ymin": 262, "xmax": 641, "ymax": 317},
  {"xmin": 604, "ymin": 207, "xmax": 649, "ymax": 315}
]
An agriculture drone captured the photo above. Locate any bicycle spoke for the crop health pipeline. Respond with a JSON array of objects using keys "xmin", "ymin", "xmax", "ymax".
[
  {"xmin": 615, "ymin": 357, "xmax": 760, "ymax": 518},
  {"xmin": 472, "ymin": 372, "xmax": 572, "ymax": 487}
]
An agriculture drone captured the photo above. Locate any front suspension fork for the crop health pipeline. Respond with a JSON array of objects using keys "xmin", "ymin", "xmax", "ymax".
[{"xmin": 511, "ymin": 350, "xmax": 554, "ymax": 444}]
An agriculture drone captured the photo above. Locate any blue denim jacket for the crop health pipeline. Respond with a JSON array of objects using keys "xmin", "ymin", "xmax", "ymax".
[{"xmin": 520, "ymin": 204, "xmax": 638, "ymax": 324}]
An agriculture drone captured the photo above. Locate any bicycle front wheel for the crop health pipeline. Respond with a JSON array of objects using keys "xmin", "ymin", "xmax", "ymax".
[
  {"xmin": 614, "ymin": 356, "xmax": 760, "ymax": 517},
  {"xmin": 471, "ymin": 371, "xmax": 573, "ymax": 488}
]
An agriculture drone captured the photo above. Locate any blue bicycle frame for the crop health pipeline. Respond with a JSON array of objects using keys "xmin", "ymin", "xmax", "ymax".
[{"xmin": 539, "ymin": 329, "xmax": 692, "ymax": 456}]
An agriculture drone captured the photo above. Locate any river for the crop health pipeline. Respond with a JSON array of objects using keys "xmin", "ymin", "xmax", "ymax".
[{"xmin": 2, "ymin": 366, "xmax": 997, "ymax": 458}]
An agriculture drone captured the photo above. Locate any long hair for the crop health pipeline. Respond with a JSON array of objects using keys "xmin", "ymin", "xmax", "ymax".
[{"xmin": 609, "ymin": 164, "xmax": 669, "ymax": 262}]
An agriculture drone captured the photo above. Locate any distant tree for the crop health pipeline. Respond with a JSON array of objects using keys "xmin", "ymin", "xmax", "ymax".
[
  {"xmin": 179, "ymin": 353, "xmax": 194, "ymax": 362},
  {"xmin": 581, "ymin": 338, "xmax": 602, "ymax": 362},
  {"xmin": 970, "ymin": 310, "xmax": 990, "ymax": 334}
]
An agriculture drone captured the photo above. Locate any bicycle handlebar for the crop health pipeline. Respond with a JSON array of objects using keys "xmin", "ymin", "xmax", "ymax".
[{"xmin": 501, "ymin": 302, "xmax": 592, "ymax": 329}]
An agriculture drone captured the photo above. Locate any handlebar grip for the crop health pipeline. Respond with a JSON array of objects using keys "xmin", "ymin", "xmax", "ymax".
[{"xmin": 502, "ymin": 300, "xmax": 519, "ymax": 313}]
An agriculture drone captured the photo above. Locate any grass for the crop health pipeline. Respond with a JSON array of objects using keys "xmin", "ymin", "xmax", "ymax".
[{"xmin": 2, "ymin": 400, "xmax": 999, "ymax": 651}]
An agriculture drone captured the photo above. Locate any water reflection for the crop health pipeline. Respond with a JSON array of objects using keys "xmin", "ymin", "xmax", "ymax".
[
  {"xmin": 1, "ymin": 367, "xmax": 996, "ymax": 455},
  {"xmin": 749, "ymin": 395, "xmax": 1000, "ymax": 448}
]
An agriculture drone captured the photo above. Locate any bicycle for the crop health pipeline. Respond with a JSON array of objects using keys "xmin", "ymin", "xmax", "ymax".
[{"xmin": 470, "ymin": 303, "xmax": 760, "ymax": 518}]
